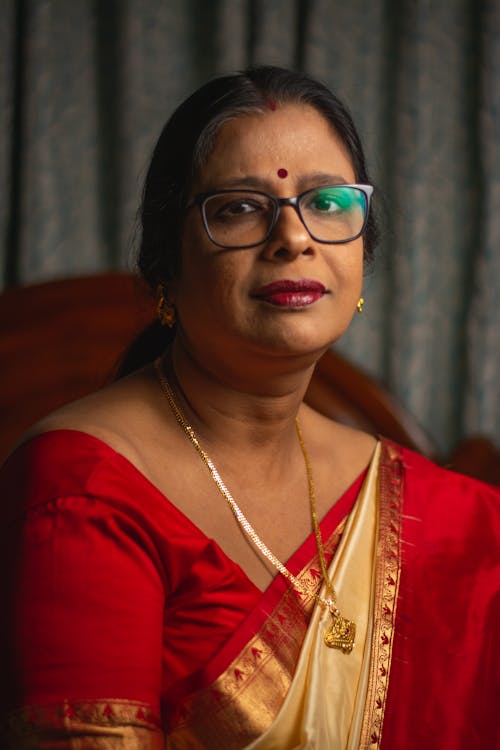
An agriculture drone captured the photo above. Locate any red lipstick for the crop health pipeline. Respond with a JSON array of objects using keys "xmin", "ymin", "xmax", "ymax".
[{"xmin": 252, "ymin": 279, "xmax": 326, "ymax": 307}]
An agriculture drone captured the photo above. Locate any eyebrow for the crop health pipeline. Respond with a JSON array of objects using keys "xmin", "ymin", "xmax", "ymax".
[
  {"xmin": 208, "ymin": 172, "xmax": 350, "ymax": 192},
  {"xmin": 297, "ymin": 172, "xmax": 350, "ymax": 190}
]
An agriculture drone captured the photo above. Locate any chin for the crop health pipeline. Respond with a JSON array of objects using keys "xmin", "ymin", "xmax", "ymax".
[
  {"xmin": 251, "ymin": 303, "xmax": 354, "ymax": 350},
  {"xmin": 248, "ymin": 326, "xmax": 338, "ymax": 360}
]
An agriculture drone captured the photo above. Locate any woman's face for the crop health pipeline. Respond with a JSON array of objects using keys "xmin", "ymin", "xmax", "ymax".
[{"xmin": 171, "ymin": 103, "xmax": 364, "ymax": 370}]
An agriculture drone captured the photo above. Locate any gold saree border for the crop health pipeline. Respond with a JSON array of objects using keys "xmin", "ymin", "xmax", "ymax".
[
  {"xmin": 4, "ymin": 698, "xmax": 162, "ymax": 749},
  {"xmin": 165, "ymin": 519, "xmax": 347, "ymax": 750},
  {"xmin": 359, "ymin": 440, "xmax": 404, "ymax": 749}
]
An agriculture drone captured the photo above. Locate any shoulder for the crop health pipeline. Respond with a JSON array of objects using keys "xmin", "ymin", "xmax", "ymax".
[
  {"xmin": 0, "ymin": 364, "xmax": 177, "ymax": 522},
  {"xmin": 0, "ymin": 429, "xmax": 158, "ymax": 519},
  {"xmin": 394, "ymin": 440, "xmax": 499, "ymax": 502},
  {"xmin": 14, "ymin": 364, "xmax": 175, "ymax": 484},
  {"xmin": 0, "ymin": 425, "xmax": 195, "ymax": 589},
  {"xmin": 382, "ymin": 439, "xmax": 500, "ymax": 549}
]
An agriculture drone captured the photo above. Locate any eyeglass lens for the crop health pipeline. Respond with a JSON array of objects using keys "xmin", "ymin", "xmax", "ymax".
[{"xmin": 202, "ymin": 186, "xmax": 368, "ymax": 247}]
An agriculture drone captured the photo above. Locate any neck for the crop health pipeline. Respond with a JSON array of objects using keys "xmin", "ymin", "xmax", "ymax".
[{"xmin": 164, "ymin": 334, "xmax": 324, "ymax": 457}]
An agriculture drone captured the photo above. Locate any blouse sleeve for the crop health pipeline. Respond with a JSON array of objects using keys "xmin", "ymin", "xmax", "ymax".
[{"xmin": 1, "ymin": 491, "xmax": 166, "ymax": 749}]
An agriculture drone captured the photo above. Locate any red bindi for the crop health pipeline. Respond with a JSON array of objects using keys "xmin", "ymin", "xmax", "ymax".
[{"xmin": 277, "ymin": 168, "xmax": 288, "ymax": 179}]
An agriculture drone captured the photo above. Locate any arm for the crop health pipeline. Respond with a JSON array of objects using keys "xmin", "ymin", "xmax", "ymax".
[{"xmin": 2, "ymin": 493, "xmax": 166, "ymax": 749}]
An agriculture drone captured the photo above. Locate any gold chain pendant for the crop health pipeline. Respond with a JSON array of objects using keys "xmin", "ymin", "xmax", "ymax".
[
  {"xmin": 155, "ymin": 358, "xmax": 357, "ymax": 653},
  {"xmin": 324, "ymin": 610, "xmax": 356, "ymax": 653}
]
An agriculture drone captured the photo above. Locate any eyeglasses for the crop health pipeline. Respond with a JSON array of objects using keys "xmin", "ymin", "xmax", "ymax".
[{"xmin": 188, "ymin": 184, "xmax": 373, "ymax": 249}]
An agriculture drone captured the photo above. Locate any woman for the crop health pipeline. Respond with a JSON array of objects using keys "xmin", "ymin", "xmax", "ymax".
[{"xmin": 1, "ymin": 67, "xmax": 498, "ymax": 749}]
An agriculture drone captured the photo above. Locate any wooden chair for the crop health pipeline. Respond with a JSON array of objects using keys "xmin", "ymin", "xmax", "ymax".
[{"xmin": 1, "ymin": 273, "xmax": 497, "ymax": 483}]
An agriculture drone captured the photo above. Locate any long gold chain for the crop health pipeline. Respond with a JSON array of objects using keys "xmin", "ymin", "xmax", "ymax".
[{"xmin": 155, "ymin": 357, "xmax": 356, "ymax": 652}]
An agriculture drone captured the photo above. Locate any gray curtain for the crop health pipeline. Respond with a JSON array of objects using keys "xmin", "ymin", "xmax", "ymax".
[{"xmin": 1, "ymin": 0, "xmax": 499, "ymax": 455}]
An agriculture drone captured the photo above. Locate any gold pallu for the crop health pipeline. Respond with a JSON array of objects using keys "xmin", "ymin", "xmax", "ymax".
[{"xmin": 167, "ymin": 440, "xmax": 403, "ymax": 749}]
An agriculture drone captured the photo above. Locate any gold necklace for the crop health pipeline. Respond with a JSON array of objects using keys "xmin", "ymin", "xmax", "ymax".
[{"xmin": 155, "ymin": 357, "xmax": 356, "ymax": 653}]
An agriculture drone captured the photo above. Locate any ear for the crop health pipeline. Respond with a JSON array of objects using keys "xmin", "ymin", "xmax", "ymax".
[
  {"xmin": 156, "ymin": 283, "xmax": 177, "ymax": 329},
  {"xmin": 157, "ymin": 275, "xmax": 177, "ymax": 304}
]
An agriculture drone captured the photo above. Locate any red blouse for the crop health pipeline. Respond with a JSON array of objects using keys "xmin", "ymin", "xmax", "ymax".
[{"xmin": 0, "ymin": 430, "xmax": 361, "ymax": 722}]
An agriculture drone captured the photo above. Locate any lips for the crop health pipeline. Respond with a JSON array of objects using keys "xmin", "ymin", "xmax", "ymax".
[{"xmin": 252, "ymin": 279, "xmax": 327, "ymax": 307}]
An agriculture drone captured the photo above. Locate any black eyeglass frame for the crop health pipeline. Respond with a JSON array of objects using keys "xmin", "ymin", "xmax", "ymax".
[{"xmin": 187, "ymin": 183, "xmax": 374, "ymax": 249}]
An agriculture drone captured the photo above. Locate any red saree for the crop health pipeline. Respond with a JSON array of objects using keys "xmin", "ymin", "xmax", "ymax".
[
  {"xmin": 1, "ymin": 430, "xmax": 498, "ymax": 748},
  {"xmin": 0, "ymin": 430, "xmax": 360, "ymax": 747}
]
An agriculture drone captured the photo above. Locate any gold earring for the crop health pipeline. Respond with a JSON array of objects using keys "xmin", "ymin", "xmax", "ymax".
[
  {"xmin": 356, "ymin": 297, "xmax": 364, "ymax": 314},
  {"xmin": 157, "ymin": 286, "xmax": 176, "ymax": 328}
]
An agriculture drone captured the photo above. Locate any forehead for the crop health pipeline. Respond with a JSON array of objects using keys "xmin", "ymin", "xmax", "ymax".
[{"xmin": 192, "ymin": 104, "xmax": 356, "ymax": 191}]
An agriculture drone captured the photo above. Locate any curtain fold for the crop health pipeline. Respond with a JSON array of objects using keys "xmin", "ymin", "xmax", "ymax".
[{"xmin": 1, "ymin": 0, "xmax": 499, "ymax": 454}]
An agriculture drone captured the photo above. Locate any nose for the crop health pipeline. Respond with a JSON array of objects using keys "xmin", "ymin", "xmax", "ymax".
[{"xmin": 262, "ymin": 203, "xmax": 314, "ymax": 260}]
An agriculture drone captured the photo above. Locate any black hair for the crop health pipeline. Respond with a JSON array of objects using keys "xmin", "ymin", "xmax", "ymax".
[{"xmin": 118, "ymin": 66, "xmax": 379, "ymax": 376}]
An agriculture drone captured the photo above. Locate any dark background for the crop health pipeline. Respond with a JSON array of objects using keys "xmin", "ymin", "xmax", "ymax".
[{"xmin": 1, "ymin": 0, "xmax": 499, "ymax": 454}]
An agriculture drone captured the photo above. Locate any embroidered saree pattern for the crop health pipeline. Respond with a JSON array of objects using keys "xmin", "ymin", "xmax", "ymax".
[
  {"xmin": 244, "ymin": 441, "xmax": 383, "ymax": 749},
  {"xmin": 358, "ymin": 441, "xmax": 404, "ymax": 749},
  {"xmin": 4, "ymin": 699, "xmax": 163, "ymax": 749},
  {"xmin": 165, "ymin": 519, "xmax": 347, "ymax": 749},
  {"xmin": 166, "ymin": 441, "xmax": 405, "ymax": 750}
]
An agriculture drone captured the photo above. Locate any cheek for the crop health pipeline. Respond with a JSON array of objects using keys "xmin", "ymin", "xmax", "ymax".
[
  {"xmin": 173, "ymin": 228, "xmax": 215, "ymax": 298},
  {"xmin": 328, "ymin": 241, "xmax": 364, "ymax": 292},
  {"xmin": 173, "ymin": 242, "xmax": 249, "ymax": 315}
]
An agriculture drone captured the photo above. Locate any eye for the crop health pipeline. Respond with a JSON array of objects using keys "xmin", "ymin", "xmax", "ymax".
[
  {"xmin": 217, "ymin": 199, "xmax": 261, "ymax": 217},
  {"xmin": 207, "ymin": 194, "xmax": 270, "ymax": 223},
  {"xmin": 304, "ymin": 187, "xmax": 359, "ymax": 215}
]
